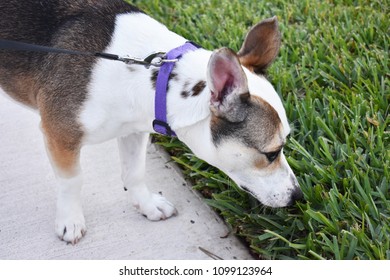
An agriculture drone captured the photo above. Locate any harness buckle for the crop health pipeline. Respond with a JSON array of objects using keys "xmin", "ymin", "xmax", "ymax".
[{"xmin": 152, "ymin": 119, "xmax": 176, "ymax": 137}]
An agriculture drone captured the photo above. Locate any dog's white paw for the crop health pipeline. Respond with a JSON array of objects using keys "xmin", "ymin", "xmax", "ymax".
[
  {"xmin": 135, "ymin": 193, "xmax": 178, "ymax": 221},
  {"xmin": 55, "ymin": 211, "xmax": 86, "ymax": 244}
]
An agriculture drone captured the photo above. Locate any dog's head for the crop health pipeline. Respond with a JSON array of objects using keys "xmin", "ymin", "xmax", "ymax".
[{"xmin": 191, "ymin": 17, "xmax": 302, "ymax": 207}]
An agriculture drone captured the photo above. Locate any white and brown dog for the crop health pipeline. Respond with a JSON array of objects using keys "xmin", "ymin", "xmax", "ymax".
[{"xmin": 0, "ymin": 0, "xmax": 302, "ymax": 244}]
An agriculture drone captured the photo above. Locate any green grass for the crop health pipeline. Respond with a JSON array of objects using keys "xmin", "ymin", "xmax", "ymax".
[{"xmin": 130, "ymin": 0, "xmax": 389, "ymax": 259}]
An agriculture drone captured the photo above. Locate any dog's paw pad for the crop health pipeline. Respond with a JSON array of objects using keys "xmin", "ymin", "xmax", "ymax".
[
  {"xmin": 55, "ymin": 216, "xmax": 86, "ymax": 244},
  {"xmin": 136, "ymin": 193, "xmax": 177, "ymax": 221}
]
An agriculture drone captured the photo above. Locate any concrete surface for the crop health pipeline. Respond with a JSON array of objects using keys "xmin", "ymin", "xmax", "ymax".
[{"xmin": 0, "ymin": 91, "xmax": 252, "ymax": 260}]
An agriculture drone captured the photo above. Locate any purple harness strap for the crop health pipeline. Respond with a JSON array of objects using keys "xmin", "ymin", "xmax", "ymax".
[{"xmin": 153, "ymin": 42, "xmax": 200, "ymax": 136}]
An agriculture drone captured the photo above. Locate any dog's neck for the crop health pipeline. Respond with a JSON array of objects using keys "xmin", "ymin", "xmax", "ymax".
[
  {"xmin": 164, "ymin": 48, "xmax": 212, "ymax": 132},
  {"xmin": 118, "ymin": 13, "xmax": 213, "ymax": 132},
  {"xmin": 85, "ymin": 13, "xmax": 214, "ymax": 146},
  {"xmin": 164, "ymin": 48, "xmax": 217, "ymax": 161},
  {"xmin": 131, "ymin": 13, "xmax": 211, "ymax": 126}
]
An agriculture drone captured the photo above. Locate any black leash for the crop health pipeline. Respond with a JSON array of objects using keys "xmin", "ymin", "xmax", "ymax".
[
  {"xmin": 0, "ymin": 38, "xmax": 121, "ymax": 61},
  {"xmin": 0, "ymin": 39, "xmax": 176, "ymax": 67}
]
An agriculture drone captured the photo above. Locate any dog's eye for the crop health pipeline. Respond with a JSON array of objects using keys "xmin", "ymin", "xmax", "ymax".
[{"xmin": 264, "ymin": 150, "xmax": 280, "ymax": 163}]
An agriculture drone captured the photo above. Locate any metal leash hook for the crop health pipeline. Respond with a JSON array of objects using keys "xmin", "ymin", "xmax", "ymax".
[
  {"xmin": 119, "ymin": 52, "xmax": 178, "ymax": 68},
  {"xmin": 143, "ymin": 52, "xmax": 167, "ymax": 68}
]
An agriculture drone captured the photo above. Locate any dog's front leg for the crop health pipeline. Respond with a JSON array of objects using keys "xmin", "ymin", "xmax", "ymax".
[
  {"xmin": 42, "ymin": 130, "xmax": 86, "ymax": 244},
  {"xmin": 117, "ymin": 133, "xmax": 177, "ymax": 220}
]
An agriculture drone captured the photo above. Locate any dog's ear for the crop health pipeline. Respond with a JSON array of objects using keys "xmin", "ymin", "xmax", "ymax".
[
  {"xmin": 207, "ymin": 47, "xmax": 249, "ymax": 123},
  {"xmin": 238, "ymin": 16, "xmax": 281, "ymax": 74}
]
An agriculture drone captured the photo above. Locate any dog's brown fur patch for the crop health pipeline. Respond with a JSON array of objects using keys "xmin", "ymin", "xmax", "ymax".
[
  {"xmin": 254, "ymin": 146, "xmax": 283, "ymax": 171},
  {"xmin": 254, "ymin": 156, "xmax": 268, "ymax": 170},
  {"xmin": 191, "ymin": 80, "xmax": 206, "ymax": 97},
  {"xmin": 211, "ymin": 94, "xmax": 283, "ymax": 152},
  {"xmin": 0, "ymin": 73, "xmax": 40, "ymax": 108},
  {"xmin": 42, "ymin": 120, "xmax": 81, "ymax": 177}
]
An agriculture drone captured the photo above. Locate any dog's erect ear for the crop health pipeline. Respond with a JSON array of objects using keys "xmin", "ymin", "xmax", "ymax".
[
  {"xmin": 207, "ymin": 48, "xmax": 249, "ymax": 122},
  {"xmin": 238, "ymin": 16, "xmax": 281, "ymax": 74}
]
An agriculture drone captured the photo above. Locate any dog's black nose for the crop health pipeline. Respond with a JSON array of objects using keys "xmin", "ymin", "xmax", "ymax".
[
  {"xmin": 288, "ymin": 187, "xmax": 304, "ymax": 206},
  {"xmin": 292, "ymin": 188, "xmax": 304, "ymax": 201},
  {"xmin": 287, "ymin": 175, "xmax": 304, "ymax": 205}
]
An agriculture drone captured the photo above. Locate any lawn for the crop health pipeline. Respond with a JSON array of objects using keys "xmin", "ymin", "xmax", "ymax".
[{"xmin": 130, "ymin": 0, "xmax": 389, "ymax": 259}]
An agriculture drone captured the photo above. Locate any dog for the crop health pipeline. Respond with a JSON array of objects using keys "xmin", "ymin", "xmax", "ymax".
[{"xmin": 0, "ymin": 0, "xmax": 302, "ymax": 244}]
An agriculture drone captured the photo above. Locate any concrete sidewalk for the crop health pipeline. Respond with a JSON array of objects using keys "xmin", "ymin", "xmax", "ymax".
[{"xmin": 0, "ymin": 92, "xmax": 252, "ymax": 260}]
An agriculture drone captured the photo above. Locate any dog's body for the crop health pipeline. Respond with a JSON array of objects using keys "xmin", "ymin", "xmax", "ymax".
[{"xmin": 0, "ymin": 0, "xmax": 302, "ymax": 244}]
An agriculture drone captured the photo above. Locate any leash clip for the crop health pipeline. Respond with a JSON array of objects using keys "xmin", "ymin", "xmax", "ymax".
[
  {"xmin": 143, "ymin": 52, "xmax": 167, "ymax": 68},
  {"xmin": 119, "ymin": 52, "xmax": 178, "ymax": 69}
]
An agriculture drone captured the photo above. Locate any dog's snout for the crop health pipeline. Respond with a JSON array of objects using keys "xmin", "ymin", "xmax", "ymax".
[
  {"xmin": 292, "ymin": 187, "xmax": 303, "ymax": 201},
  {"xmin": 287, "ymin": 175, "xmax": 303, "ymax": 205},
  {"xmin": 287, "ymin": 188, "xmax": 304, "ymax": 206},
  {"xmin": 290, "ymin": 174, "xmax": 299, "ymax": 188}
]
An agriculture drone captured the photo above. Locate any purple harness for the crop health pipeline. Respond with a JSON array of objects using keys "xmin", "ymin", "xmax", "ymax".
[{"xmin": 153, "ymin": 42, "xmax": 200, "ymax": 136}]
